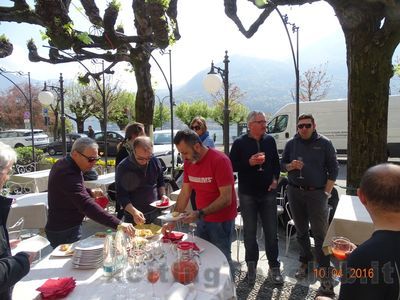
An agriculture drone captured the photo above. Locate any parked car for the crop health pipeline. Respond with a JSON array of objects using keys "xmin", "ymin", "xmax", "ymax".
[
  {"xmin": 153, "ymin": 130, "xmax": 181, "ymax": 169},
  {"xmin": 0, "ymin": 129, "xmax": 49, "ymax": 149},
  {"xmin": 46, "ymin": 133, "xmax": 88, "ymax": 155},
  {"xmin": 94, "ymin": 131, "xmax": 125, "ymax": 156}
]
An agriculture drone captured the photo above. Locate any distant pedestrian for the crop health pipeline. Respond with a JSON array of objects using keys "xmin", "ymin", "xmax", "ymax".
[{"xmin": 87, "ymin": 125, "xmax": 95, "ymax": 139}]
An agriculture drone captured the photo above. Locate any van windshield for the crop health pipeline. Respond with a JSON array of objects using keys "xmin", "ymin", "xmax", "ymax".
[{"xmin": 268, "ymin": 115, "xmax": 288, "ymax": 133}]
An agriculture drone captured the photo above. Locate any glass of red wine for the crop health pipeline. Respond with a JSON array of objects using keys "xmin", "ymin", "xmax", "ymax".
[
  {"xmin": 146, "ymin": 260, "xmax": 161, "ymax": 299},
  {"xmin": 330, "ymin": 236, "xmax": 352, "ymax": 281}
]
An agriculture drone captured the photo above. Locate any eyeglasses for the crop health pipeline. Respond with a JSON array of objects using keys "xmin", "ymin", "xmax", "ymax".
[
  {"xmin": 135, "ymin": 155, "xmax": 152, "ymax": 162},
  {"xmin": 252, "ymin": 120, "xmax": 266, "ymax": 125},
  {"xmin": 77, "ymin": 151, "xmax": 101, "ymax": 163},
  {"xmin": 191, "ymin": 125, "xmax": 201, "ymax": 131},
  {"xmin": 297, "ymin": 123, "xmax": 313, "ymax": 129}
]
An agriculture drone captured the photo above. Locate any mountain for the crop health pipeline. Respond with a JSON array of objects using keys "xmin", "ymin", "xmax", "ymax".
[{"xmin": 173, "ymin": 32, "xmax": 400, "ymax": 115}]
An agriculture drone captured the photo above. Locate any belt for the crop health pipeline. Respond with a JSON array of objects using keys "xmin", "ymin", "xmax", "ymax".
[{"xmin": 289, "ymin": 183, "xmax": 325, "ymax": 191}]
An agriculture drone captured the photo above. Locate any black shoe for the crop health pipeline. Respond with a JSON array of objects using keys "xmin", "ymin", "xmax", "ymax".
[
  {"xmin": 247, "ymin": 263, "xmax": 257, "ymax": 285},
  {"xmin": 269, "ymin": 267, "xmax": 284, "ymax": 285},
  {"xmin": 295, "ymin": 263, "xmax": 308, "ymax": 279},
  {"xmin": 316, "ymin": 278, "xmax": 335, "ymax": 297}
]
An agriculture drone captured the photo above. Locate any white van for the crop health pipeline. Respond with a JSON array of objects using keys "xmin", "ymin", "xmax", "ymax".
[
  {"xmin": 0, "ymin": 129, "xmax": 49, "ymax": 149},
  {"xmin": 267, "ymin": 95, "xmax": 400, "ymax": 157}
]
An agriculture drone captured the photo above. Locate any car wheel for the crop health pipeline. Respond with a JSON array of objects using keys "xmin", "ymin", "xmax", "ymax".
[
  {"xmin": 14, "ymin": 143, "xmax": 24, "ymax": 148},
  {"xmin": 48, "ymin": 148, "xmax": 56, "ymax": 156}
]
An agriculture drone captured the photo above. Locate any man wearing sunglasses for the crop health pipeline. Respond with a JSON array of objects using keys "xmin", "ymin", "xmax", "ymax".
[
  {"xmin": 281, "ymin": 114, "xmax": 338, "ymax": 297},
  {"xmin": 116, "ymin": 136, "xmax": 168, "ymax": 225},
  {"xmin": 45, "ymin": 137, "xmax": 135, "ymax": 248}
]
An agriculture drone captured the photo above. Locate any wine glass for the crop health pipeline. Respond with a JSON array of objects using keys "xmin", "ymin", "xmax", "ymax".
[
  {"xmin": 188, "ymin": 222, "xmax": 197, "ymax": 243},
  {"xmin": 331, "ymin": 236, "xmax": 352, "ymax": 281},
  {"xmin": 146, "ymin": 260, "xmax": 161, "ymax": 300},
  {"xmin": 297, "ymin": 156, "xmax": 304, "ymax": 179},
  {"xmin": 257, "ymin": 152, "xmax": 265, "ymax": 172}
]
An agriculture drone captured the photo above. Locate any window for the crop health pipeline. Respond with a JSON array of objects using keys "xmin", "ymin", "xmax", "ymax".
[{"xmin": 268, "ymin": 115, "xmax": 288, "ymax": 133}]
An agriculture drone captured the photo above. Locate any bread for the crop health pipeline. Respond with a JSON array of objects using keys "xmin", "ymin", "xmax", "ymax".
[
  {"xmin": 172, "ymin": 211, "xmax": 180, "ymax": 217},
  {"xmin": 59, "ymin": 244, "xmax": 71, "ymax": 252}
]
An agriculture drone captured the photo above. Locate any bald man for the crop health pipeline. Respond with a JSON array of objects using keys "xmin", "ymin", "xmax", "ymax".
[{"xmin": 338, "ymin": 163, "xmax": 400, "ymax": 299}]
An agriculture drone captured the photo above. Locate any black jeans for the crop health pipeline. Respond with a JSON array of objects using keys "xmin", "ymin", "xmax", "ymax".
[
  {"xmin": 239, "ymin": 191, "xmax": 280, "ymax": 268},
  {"xmin": 286, "ymin": 185, "xmax": 330, "ymax": 268},
  {"xmin": 45, "ymin": 224, "xmax": 82, "ymax": 248}
]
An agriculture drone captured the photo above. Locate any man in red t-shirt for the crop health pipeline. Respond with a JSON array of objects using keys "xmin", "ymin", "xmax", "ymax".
[{"xmin": 162, "ymin": 129, "xmax": 237, "ymax": 263}]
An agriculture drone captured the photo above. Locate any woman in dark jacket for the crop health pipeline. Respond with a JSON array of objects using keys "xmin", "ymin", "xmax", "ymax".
[{"xmin": 0, "ymin": 142, "xmax": 32, "ymax": 299}]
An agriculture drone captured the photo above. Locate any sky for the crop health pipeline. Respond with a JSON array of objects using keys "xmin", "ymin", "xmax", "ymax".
[{"xmin": 0, "ymin": 0, "xmax": 343, "ymax": 90}]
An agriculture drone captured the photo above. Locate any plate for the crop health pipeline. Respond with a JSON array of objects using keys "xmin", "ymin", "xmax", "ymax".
[
  {"xmin": 134, "ymin": 224, "xmax": 162, "ymax": 238},
  {"xmin": 74, "ymin": 237, "xmax": 104, "ymax": 250},
  {"xmin": 149, "ymin": 200, "xmax": 176, "ymax": 209},
  {"xmin": 158, "ymin": 212, "xmax": 187, "ymax": 222},
  {"xmin": 11, "ymin": 235, "xmax": 50, "ymax": 255},
  {"xmin": 51, "ymin": 244, "xmax": 75, "ymax": 257}
]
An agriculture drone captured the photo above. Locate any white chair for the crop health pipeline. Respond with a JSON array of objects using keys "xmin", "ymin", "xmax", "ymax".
[
  {"xmin": 276, "ymin": 183, "xmax": 286, "ymax": 227},
  {"xmin": 3, "ymin": 180, "xmax": 36, "ymax": 195},
  {"xmin": 285, "ymin": 202, "xmax": 296, "ymax": 256},
  {"xmin": 7, "ymin": 204, "xmax": 48, "ymax": 237}
]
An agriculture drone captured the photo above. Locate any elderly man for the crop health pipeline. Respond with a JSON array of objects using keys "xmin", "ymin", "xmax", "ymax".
[
  {"xmin": 281, "ymin": 113, "xmax": 338, "ymax": 296},
  {"xmin": 0, "ymin": 142, "xmax": 35, "ymax": 299},
  {"xmin": 162, "ymin": 129, "xmax": 237, "ymax": 263},
  {"xmin": 45, "ymin": 137, "xmax": 135, "ymax": 248},
  {"xmin": 230, "ymin": 110, "xmax": 283, "ymax": 285},
  {"xmin": 116, "ymin": 136, "xmax": 168, "ymax": 225},
  {"xmin": 337, "ymin": 163, "xmax": 400, "ymax": 299}
]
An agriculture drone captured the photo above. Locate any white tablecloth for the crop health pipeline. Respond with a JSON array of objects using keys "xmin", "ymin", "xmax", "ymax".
[
  {"xmin": 12, "ymin": 236, "xmax": 236, "ymax": 300},
  {"xmin": 84, "ymin": 173, "xmax": 115, "ymax": 192},
  {"xmin": 7, "ymin": 192, "xmax": 48, "ymax": 229},
  {"xmin": 9, "ymin": 169, "xmax": 50, "ymax": 193},
  {"xmin": 323, "ymin": 195, "xmax": 375, "ymax": 254}
]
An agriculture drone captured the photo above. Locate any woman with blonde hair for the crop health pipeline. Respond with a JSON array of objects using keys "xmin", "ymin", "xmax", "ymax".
[{"xmin": 190, "ymin": 116, "xmax": 215, "ymax": 148}]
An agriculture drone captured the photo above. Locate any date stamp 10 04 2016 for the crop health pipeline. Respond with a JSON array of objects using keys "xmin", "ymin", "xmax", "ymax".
[{"xmin": 313, "ymin": 267, "xmax": 375, "ymax": 280}]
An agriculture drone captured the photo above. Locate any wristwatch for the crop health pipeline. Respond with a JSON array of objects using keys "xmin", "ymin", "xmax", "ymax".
[{"xmin": 198, "ymin": 209, "xmax": 206, "ymax": 220}]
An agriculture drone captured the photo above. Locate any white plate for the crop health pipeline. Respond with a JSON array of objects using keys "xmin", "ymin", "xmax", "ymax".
[
  {"xmin": 74, "ymin": 237, "xmax": 104, "ymax": 250},
  {"xmin": 51, "ymin": 244, "xmax": 75, "ymax": 257},
  {"xmin": 11, "ymin": 235, "xmax": 50, "ymax": 255},
  {"xmin": 158, "ymin": 212, "xmax": 187, "ymax": 222},
  {"xmin": 149, "ymin": 200, "xmax": 176, "ymax": 209}
]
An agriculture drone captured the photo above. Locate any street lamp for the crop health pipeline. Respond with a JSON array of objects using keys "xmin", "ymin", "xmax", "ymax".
[
  {"xmin": 0, "ymin": 69, "xmax": 35, "ymax": 168},
  {"xmin": 143, "ymin": 47, "xmax": 175, "ymax": 175},
  {"xmin": 38, "ymin": 73, "xmax": 66, "ymax": 157},
  {"xmin": 275, "ymin": 8, "xmax": 300, "ymax": 124},
  {"xmin": 203, "ymin": 50, "xmax": 230, "ymax": 155},
  {"xmin": 41, "ymin": 45, "xmax": 109, "ymax": 168}
]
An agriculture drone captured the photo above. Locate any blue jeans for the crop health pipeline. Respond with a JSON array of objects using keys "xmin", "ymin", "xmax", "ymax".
[
  {"xmin": 196, "ymin": 219, "xmax": 234, "ymax": 263},
  {"xmin": 239, "ymin": 191, "xmax": 280, "ymax": 268},
  {"xmin": 286, "ymin": 185, "xmax": 330, "ymax": 268},
  {"xmin": 45, "ymin": 225, "xmax": 82, "ymax": 248}
]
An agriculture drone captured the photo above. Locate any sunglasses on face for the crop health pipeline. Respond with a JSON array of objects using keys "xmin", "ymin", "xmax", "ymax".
[
  {"xmin": 191, "ymin": 125, "xmax": 201, "ymax": 131},
  {"xmin": 77, "ymin": 151, "xmax": 101, "ymax": 163},
  {"xmin": 297, "ymin": 123, "xmax": 313, "ymax": 129}
]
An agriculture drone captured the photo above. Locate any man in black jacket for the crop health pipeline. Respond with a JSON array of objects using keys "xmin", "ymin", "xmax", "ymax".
[
  {"xmin": 0, "ymin": 142, "xmax": 35, "ymax": 299},
  {"xmin": 230, "ymin": 111, "xmax": 283, "ymax": 285}
]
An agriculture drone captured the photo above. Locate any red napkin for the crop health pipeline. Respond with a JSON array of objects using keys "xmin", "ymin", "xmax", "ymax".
[
  {"xmin": 37, "ymin": 277, "xmax": 76, "ymax": 299},
  {"xmin": 95, "ymin": 196, "xmax": 109, "ymax": 209},
  {"xmin": 162, "ymin": 232, "xmax": 184, "ymax": 242},
  {"xmin": 180, "ymin": 241, "xmax": 200, "ymax": 252},
  {"xmin": 156, "ymin": 197, "xmax": 170, "ymax": 207}
]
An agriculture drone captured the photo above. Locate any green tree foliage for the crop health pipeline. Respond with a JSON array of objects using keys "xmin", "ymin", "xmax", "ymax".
[
  {"xmin": 108, "ymin": 90, "xmax": 137, "ymax": 130},
  {"xmin": 153, "ymin": 102, "xmax": 171, "ymax": 129},
  {"xmin": 175, "ymin": 100, "xmax": 211, "ymax": 126}
]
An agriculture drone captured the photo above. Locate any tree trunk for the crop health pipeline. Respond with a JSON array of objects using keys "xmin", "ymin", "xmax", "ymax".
[
  {"xmin": 76, "ymin": 118, "xmax": 84, "ymax": 133},
  {"xmin": 334, "ymin": 2, "xmax": 398, "ymax": 193},
  {"xmin": 132, "ymin": 55, "xmax": 154, "ymax": 134}
]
